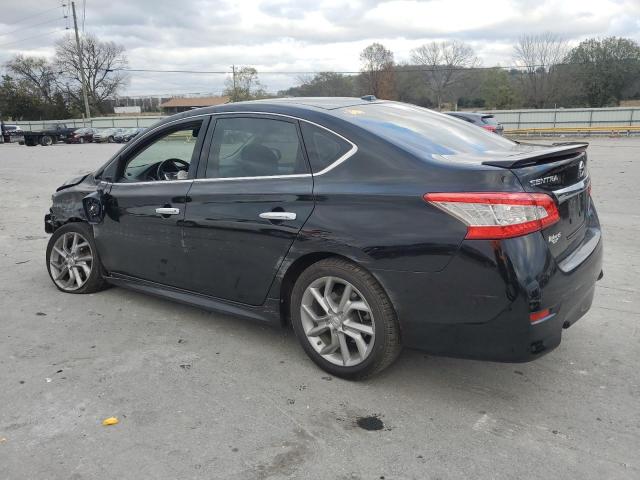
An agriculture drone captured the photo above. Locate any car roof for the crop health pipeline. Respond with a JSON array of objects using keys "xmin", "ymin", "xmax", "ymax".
[
  {"xmin": 149, "ymin": 96, "xmax": 389, "ymax": 133},
  {"xmin": 237, "ymin": 97, "xmax": 383, "ymax": 110}
]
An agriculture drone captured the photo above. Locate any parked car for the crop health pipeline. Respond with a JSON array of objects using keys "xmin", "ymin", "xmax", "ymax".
[
  {"xmin": 66, "ymin": 127, "xmax": 99, "ymax": 144},
  {"xmin": 22, "ymin": 123, "xmax": 75, "ymax": 146},
  {"xmin": 44, "ymin": 98, "xmax": 602, "ymax": 379},
  {"xmin": 445, "ymin": 111, "xmax": 504, "ymax": 134},
  {"xmin": 1, "ymin": 123, "xmax": 23, "ymax": 143},
  {"xmin": 92, "ymin": 128, "xmax": 125, "ymax": 143},
  {"xmin": 114, "ymin": 127, "xmax": 146, "ymax": 143}
]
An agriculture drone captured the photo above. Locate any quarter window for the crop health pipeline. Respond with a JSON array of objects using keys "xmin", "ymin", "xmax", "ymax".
[
  {"xmin": 205, "ymin": 117, "xmax": 308, "ymax": 178},
  {"xmin": 300, "ymin": 123, "xmax": 353, "ymax": 173}
]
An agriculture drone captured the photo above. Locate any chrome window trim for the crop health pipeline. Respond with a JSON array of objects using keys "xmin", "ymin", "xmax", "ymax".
[
  {"xmin": 552, "ymin": 175, "xmax": 590, "ymax": 203},
  {"xmin": 105, "ymin": 111, "xmax": 357, "ymax": 186}
]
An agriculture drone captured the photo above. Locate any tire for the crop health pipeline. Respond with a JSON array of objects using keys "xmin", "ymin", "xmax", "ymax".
[
  {"xmin": 79, "ymin": 137, "xmax": 85, "ymax": 144},
  {"xmin": 107, "ymin": 136, "xmax": 114, "ymax": 143},
  {"xmin": 46, "ymin": 223, "xmax": 108, "ymax": 294},
  {"xmin": 290, "ymin": 258, "xmax": 401, "ymax": 380},
  {"xmin": 40, "ymin": 135, "xmax": 52, "ymax": 146}
]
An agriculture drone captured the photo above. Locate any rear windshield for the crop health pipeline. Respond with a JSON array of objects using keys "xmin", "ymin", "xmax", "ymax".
[
  {"xmin": 335, "ymin": 103, "xmax": 514, "ymax": 157},
  {"xmin": 481, "ymin": 115, "xmax": 498, "ymax": 125}
]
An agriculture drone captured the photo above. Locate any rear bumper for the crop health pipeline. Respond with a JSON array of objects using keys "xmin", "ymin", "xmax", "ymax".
[{"xmin": 373, "ymin": 219, "xmax": 603, "ymax": 362}]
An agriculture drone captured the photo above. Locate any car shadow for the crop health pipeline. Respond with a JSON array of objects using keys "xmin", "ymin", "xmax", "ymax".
[{"xmin": 98, "ymin": 284, "xmax": 549, "ymax": 401}]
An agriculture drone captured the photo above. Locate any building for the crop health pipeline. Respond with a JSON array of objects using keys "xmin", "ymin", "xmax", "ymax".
[{"xmin": 159, "ymin": 96, "xmax": 230, "ymax": 114}]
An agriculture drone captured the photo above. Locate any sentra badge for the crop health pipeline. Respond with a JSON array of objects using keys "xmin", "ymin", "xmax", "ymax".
[{"xmin": 530, "ymin": 174, "xmax": 560, "ymax": 186}]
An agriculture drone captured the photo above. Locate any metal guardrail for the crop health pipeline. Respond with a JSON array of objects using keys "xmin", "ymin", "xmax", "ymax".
[
  {"xmin": 505, "ymin": 125, "xmax": 640, "ymax": 137},
  {"xmin": 489, "ymin": 107, "xmax": 640, "ymax": 131}
]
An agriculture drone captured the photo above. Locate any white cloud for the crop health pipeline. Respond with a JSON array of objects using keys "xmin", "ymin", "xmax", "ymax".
[{"xmin": 0, "ymin": 0, "xmax": 638, "ymax": 95}]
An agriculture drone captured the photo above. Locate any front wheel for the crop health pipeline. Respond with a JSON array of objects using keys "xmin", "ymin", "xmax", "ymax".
[
  {"xmin": 107, "ymin": 136, "xmax": 115, "ymax": 143},
  {"xmin": 46, "ymin": 223, "xmax": 108, "ymax": 294},
  {"xmin": 291, "ymin": 258, "xmax": 401, "ymax": 380}
]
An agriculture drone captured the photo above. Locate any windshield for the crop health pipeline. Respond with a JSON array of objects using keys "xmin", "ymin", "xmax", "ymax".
[{"xmin": 335, "ymin": 102, "xmax": 515, "ymax": 157}]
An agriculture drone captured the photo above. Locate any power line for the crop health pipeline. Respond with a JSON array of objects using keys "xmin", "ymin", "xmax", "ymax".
[
  {"xmin": 0, "ymin": 17, "xmax": 67, "ymax": 38},
  {"xmin": 1, "ymin": 5, "xmax": 65, "ymax": 26},
  {"xmin": 0, "ymin": 29, "xmax": 67, "ymax": 49},
  {"xmin": 103, "ymin": 60, "xmax": 637, "ymax": 76}
]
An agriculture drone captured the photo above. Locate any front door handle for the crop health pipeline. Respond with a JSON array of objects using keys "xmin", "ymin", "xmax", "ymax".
[
  {"xmin": 259, "ymin": 211, "xmax": 297, "ymax": 221},
  {"xmin": 155, "ymin": 207, "xmax": 180, "ymax": 215}
]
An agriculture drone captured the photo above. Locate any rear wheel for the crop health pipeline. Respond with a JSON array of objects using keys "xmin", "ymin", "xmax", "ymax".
[
  {"xmin": 108, "ymin": 136, "xmax": 114, "ymax": 143},
  {"xmin": 40, "ymin": 135, "xmax": 53, "ymax": 146},
  {"xmin": 46, "ymin": 223, "xmax": 108, "ymax": 294},
  {"xmin": 79, "ymin": 137, "xmax": 85, "ymax": 144},
  {"xmin": 291, "ymin": 258, "xmax": 401, "ymax": 379}
]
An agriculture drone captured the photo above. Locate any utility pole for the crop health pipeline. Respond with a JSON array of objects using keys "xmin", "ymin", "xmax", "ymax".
[
  {"xmin": 71, "ymin": 1, "xmax": 91, "ymax": 120},
  {"xmin": 231, "ymin": 64, "xmax": 237, "ymax": 102}
]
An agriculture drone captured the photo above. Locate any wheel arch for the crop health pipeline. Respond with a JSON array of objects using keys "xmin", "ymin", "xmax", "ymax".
[
  {"xmin": 276, "ymin": 251, "xmax": 396, "ymax": 330},
  {"xmin": 278, "ymin": 252, "xmax": 354, "ymax": 326}
]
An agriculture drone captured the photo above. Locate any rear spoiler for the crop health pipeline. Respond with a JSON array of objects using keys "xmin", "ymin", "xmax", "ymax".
[{"xmin": 483, "ymin": 142, "xmax": 588, "ymax": 168}]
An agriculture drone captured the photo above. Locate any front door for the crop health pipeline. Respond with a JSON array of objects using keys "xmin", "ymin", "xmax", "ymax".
[
  {"xmin": 181, "ymin": 114, "xmax": 315, "ymax": 305},
  {"xmin": 94, "ymin": 117, "xmax": 209, "ymax": 287}
]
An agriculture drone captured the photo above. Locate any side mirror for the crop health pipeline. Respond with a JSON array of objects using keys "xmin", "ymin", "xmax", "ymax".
[{"xmin": 83, "ymin": 191, "xmax": 105, "ymax": 225}]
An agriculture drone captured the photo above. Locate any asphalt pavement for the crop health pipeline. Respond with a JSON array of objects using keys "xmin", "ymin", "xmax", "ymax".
[{"xmin": 0, "ymin": 139, "xmax": 638, "ymax": 479}]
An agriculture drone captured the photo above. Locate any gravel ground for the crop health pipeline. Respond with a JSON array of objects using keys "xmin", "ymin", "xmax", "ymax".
[{"xmin": 0, "ymin": 139, "xmax": 638, "ymax": 480}]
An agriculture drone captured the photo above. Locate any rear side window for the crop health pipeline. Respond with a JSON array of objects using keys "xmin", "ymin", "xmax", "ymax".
[
  {"xmin": 206, "ymin": 117, "xmax": 308, "ymax": 178},
  {"xmin": 482, "ymin": 115, "xmax": 498, "ymax": 125},
  {"xmin": 300, "ymin": 123, "xmax": 352, "ymax": 173}
]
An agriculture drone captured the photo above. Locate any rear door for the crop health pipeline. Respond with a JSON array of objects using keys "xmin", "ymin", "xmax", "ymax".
[{"xmin": 181, "ymin": 114, "xmax": 314, "ymax": 305}]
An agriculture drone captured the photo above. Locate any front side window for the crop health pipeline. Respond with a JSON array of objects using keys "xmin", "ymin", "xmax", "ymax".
[
  {"xmin": 205, "ymin": 117, "xmax": 308, "ymax": 178},
  {"xmin": 120, "ymin": 121, "xmax": 203, "ymax": 182}
]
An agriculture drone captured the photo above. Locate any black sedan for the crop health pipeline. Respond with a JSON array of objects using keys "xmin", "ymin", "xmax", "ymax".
[
  {"xmin": 445, "ymin": 111, "xmax": 504, "ymax": 134},
  {"xmin": 66, "ymin": 127, "xmax": 99, "ymax": 144},
  {"xmin": 114, "ymin": 127, "xmax": 146, "ymax": 143},
  {"xmin": 44, "ymin": 97, "xmax": 603, "ymax": 379}
]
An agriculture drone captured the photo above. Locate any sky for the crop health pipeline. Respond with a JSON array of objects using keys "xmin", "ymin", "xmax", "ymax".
[{"xmin": 1, "ymin": 0, "xmax": 639, "ymax": 97}]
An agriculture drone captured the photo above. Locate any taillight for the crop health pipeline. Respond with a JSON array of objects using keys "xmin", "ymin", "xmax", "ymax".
[
  {"xmin": 482, "ymin": 125, "xmax": 496, "ymax": 131},
  {"xmin": 424, "ymin": 192, "xmax": 560, "ymax": 239}
]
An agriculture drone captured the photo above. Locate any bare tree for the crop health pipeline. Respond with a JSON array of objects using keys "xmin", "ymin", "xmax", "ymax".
[
  {"xmin": 410, "ymin": 40, "xmax": 479, "ymax": 110},
  {"xmin": 55, "ymin": 33, "xmax": 128, "ymax": 114},
  {"xmin": 224, "ymin": 66, "xmax": 267, "ymax": 102},
  {"xmin": 513, "ymin": 32, "xmax": 568, "ymax": 108},
  {"xmin": 5, "ymin": 55, "xmax": 58, "ymax": 103},
  {"xmin": 359, "ymin": 43, "xmax": 395, "ymax": 99}
]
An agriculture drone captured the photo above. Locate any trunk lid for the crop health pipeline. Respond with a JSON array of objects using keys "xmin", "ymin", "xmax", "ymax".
[{"xmin": 484, "ymin": 143, "xmax": 590, "ymax": 261}]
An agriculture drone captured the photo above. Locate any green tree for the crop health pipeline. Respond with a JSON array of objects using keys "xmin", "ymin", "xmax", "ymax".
[
  {"xmin": 224, "ymin": 66, "xmax": 268, "ymax": 102},
  {"xmin": 481, "ymin": 68, "xmax": 520, "ymax": 109},
  {"xmin": 567, "ymin": 37, "xmax": 640, "ymax": 107},
  {"xmin": 280, "ymin": 72, "xmax": 355, "ymax": 97}
]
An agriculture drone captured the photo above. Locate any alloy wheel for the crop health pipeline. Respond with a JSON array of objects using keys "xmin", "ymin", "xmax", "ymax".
[
  {"xmin": 300, "ymin": 276, "xmax": 375, "ymax": 367},
  {"xmin": 49, "ymin": 232, "xmax": 94, "ymax": 291}
]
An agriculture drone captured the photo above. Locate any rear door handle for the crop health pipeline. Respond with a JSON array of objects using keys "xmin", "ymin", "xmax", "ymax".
[
  {"xmin": 259, "ymin": 211, "xmax": 297, "ymax": 221},
  {"xmin": 155, "ymin": 207, "xmax": 180, "ymax": 215}
]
